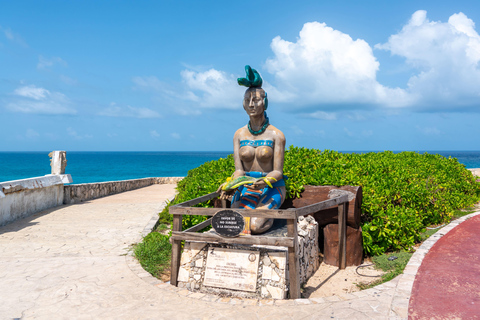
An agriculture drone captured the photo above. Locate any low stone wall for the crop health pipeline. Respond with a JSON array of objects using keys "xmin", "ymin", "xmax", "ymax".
[
  {"xmin": 177, "ymin": 215, "xmax": 319, "ymax": 300},
  {"xmin": 0, "ymin": 175, "xmax": 72, "ymax": 227},
  {"xmin": 63, "ymin": 177, "xmax": 183, "ymax": 204}
]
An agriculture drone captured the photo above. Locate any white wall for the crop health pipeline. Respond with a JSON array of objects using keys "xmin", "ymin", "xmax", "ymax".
[{"xmin": 0, "ymin": 175, "xmax": 72, "ymax": 226}]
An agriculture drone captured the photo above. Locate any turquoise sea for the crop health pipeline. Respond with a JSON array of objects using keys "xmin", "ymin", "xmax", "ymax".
[{"xmin": 1, "ymin": 151, "xmax": 479, "ymax": 184}]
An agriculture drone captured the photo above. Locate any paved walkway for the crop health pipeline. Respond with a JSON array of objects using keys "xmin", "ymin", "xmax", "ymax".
[
  {"xmin": 408, "ymin": 214, "xmax": 480, "ymax": 319},
  {"xmin": 1, "ymin": 184, "xmax": 479, "ymax": 319}
]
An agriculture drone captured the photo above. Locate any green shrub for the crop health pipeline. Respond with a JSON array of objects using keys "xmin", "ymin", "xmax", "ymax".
[
  {"xmin": 134, "ymin": 232, "xmax": 172, "ymax": 277},
  {"xmin": 161, "ymin": 147, "xmax": 480, "ymax": 255}
]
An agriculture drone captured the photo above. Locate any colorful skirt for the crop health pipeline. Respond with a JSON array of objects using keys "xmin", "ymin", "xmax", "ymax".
[{"xmin": 231, "ymin": 171, "xmax": 286, "ymax": 210}]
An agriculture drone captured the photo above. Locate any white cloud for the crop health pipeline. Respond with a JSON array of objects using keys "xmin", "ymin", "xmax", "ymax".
[
  {"xmin": 263, "ymin": 11, "xmax": 480, "ymax": 112},
  {"xmin": 1, "ymin": 26, "xmax": 28, "ymax": 47},
  {"xmin": 344, "ymin": 127, "xmax": 355, "ymax": 137},
  {"xmin": 264, "ymin": 22, "xmax": 410, "ymax": 109},
  {"xmin": 132, "ymin": 10, "xmax": 480, "ymax": 116},
  {"xmin": 7, "ymin": 85, "xmax": 77, "ymax": 115},
  {"xmin": 416, "ymin": 126, "xmax": 441, "ymax": 135},
  {"xmin": 376, "ymin": 10, "xmax": 480, "ymax": 110},
  {"xmin": 14, "ymin": 85, "xmax": 48, "ymax": 100},
  {"xmin": 25, "ymin": 129, "xmax": 39, "ymax": 139},
  {"xmin": 98, "ymin": 103, "xmax": 161, "ymax": 118},
  {"xmin": 306, "ymin": 111, "xmax": 337, "ymax": 120},
  {"xmin": 133, "ymin": 68, "xmax": 245, "ymax": 112},
  {"xmin": 180, "ymin": 69, "xmax": 244, "ymax": 108},
  {"xmin": 171, "ymin": 132, "xmax": 181, "ymax": 139},
  {"xmin": 67, "ymin": 127, "xmax": 92, "ymax": 140},
  {"xmin": 362, "ymin": 130, "xmax": 373, "ymax": 137},
  {"xmin": 150, "ymin": 130, "xmax": 160, "ymax": 139},
  {"xmin": 291, "ymin": 126, "xmax": 304, "ymax": 135},
  {"xmin": 132, "ymin": 76, "xmax": 164, "ymax": 92},
  {"xmin": 59, "ymin": 75, "xmax": 77, "ymax": 85},
  {"xmin": 175, "ymin": 108, "xmax": 202, "ymax": 116},
  {"xmin": 37, "ymin": 55, "xmax": 67, "ymax": 70}
]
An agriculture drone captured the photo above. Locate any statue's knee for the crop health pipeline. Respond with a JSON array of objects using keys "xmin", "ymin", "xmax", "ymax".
[{"xmin": 250, "ymin": 217, "xmax": 274, "ymax": 235}]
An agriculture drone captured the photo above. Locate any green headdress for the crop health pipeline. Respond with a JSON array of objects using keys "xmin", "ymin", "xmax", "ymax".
[
  {"xmin": 237, "ymin": 65, "xmax": 263, "ymax": 88},
  {"xmin": 238, "ymin": 65, "xmax": 268, "ymax": 110}
]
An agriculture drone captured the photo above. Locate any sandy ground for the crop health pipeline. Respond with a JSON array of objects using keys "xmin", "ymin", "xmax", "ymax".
[{"xmin": 303, "ymin": 258, "xmax": 384, "ymax": 298}]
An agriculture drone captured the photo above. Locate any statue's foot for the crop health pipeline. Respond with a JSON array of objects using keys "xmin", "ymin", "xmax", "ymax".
[{"xmin": 250, "ymin": 217, "xmax": 274, "ymax": 234}]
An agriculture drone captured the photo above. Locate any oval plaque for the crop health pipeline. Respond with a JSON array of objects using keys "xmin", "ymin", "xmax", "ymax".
[{"xmin": 211, "ymin": 210, "xmax": 245, "ymax": 237}]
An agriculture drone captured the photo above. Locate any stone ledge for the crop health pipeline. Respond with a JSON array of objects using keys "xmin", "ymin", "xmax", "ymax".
[
  {"xmin": 63, "ymin": 177, "xmax": 183, "ymax": 204},
  {"xmin": 0, "ymin": 174, "xmax": 72, "ymax": 198}
]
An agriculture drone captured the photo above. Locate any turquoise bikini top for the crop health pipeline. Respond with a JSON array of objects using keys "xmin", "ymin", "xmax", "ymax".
[{"xmin": 240, "ymin": 140, "xmax": 274, "ymax": 148}]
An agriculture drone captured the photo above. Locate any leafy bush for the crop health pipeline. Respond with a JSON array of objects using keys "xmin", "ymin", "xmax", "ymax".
[
  {"xmin": 161, "ymin": 147, "xmax": 480, "ymax": 255},
  {"xmin": 134, "ymin": 232, "xmax": 172, "ymax": 277}
]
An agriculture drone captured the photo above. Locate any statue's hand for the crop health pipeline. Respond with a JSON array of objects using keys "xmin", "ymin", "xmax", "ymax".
[
  {"xmin": 216, "ymin": 183, "xmax": 225, "ymax": 194},
  {"xmin": 218, "ymin": 190, "xmax": 233, "ymax": 200},
  {"xmin": 216, "ymin": 183, "xmax": 233, "ymax": 200},
  {"xmin": 250, "ymin": 180, "xmax": 267, "ymax": 190}
]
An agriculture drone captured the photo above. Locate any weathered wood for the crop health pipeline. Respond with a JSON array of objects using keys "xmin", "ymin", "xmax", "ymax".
[
  {"xmin": 294, "ymin": 194, "xmax": 349, "ymax": 217},
  {"xmin": 338, "ymin": 203, "xmax": 347, "ymax": 269},
  {"xmin": 286, "ymin": 213, "xmax": 300, "ymax": 299},
  {"xmin": 175, "ymin": 192, "xmax": 219, "ymax": 207},
  {"xmin": 323, "ymin": 223, "xmax": 363, "ymax": 267},
  {"xmin": 170, "ymin": 214, "xmax": 183, "ymax": 285},
  {"xmin": 170, "ymin": 206, "xmax": 297, "ymax": 219},
  {"xmin": 171, "ymin": 231, "xmax": 294, "ymax": 247},
  {"xmin": 183, "ymin": 218, "xmax": 212, "ymax": 233},
  {"xmin": 289, "ymin": 185, "xmax": 362, "ymax": 228},
  {"xmin": 213, "ymin": 198, "xmax": 231, "ymax": 208}
]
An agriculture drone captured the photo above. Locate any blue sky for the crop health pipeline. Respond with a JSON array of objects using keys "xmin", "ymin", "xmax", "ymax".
[{"xmin": 1, "ymin": 0, "xmax": 480, "ymax": 151}]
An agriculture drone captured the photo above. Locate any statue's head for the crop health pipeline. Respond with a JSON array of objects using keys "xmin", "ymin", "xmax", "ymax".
[
  {"xmin": 243, "ymin": 87, "xmax": 266, "ymax": 116},
  {"xmin": 238, "ymin": 65, "xmax": 268, "ymax": 111}
]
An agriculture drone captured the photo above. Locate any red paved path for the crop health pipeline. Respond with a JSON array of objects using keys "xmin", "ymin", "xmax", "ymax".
[{"xmin": 409, "ymin": 214, "xmax": 480, "ymax": 319}]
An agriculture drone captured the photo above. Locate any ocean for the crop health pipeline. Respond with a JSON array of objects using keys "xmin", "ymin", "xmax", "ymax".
[{"xmin": 1, "ymin": 151, "xmax": 479, "ymax": 184}]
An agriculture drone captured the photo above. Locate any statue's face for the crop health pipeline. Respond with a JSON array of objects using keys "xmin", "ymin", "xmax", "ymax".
[{"xmin": 243, "ymin": 88, "xmax": 265, "ymax": 117}]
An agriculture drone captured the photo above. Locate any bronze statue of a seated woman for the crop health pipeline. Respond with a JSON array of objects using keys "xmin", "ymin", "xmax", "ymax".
[{"xmin": 219, "ymin": 66, "xmax": 286, "ymax": 234}]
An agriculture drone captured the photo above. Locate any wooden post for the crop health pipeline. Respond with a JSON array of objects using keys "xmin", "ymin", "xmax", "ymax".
[
  {"xmin": 286, "ymin": 213, "xmax": 300, "ymax": 299},
  {"xmin": 338, "ymin": 203, "xmax": 347, "ymax": 269},
  {"xmin": 170, "ymin": 214, "xmax": 182, "ymax": 285}
]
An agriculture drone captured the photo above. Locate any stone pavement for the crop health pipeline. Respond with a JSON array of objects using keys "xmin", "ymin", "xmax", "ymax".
[{"xmin": 0, "ymin": 184, "xmax": 478, "ymax": 319}]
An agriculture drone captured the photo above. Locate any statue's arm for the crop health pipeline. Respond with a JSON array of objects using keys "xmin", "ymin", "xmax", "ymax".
[
  {"xmin": 267, "ymin": 130, "xmax": 286, "ymax": 182},
  {"xmin": 233, "ymin": 129, "xmax": 245, "ymax": 178},
  {"xmin": 217, "ymin": 130, "xmax": 245, "ymax": 196}
]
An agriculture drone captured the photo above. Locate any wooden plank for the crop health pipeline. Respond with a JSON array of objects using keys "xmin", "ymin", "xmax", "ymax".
[
  {"xmin": 170, "ymin": 215, "xmax": 183, "ymax": 286},
  {"xmin": 171, "ymin": 231, "xmax": 294, "ymax": 247},
  {"xmin": 338, "ymin": 203, "xmax": 347, "ymax": 269},
  {"xmin": 290, "ymin": 185, "xmax": 362, "ymax": 228},
  {"xmin": 286, "ymin": 216, "xmax": 300, "ymax": 299},
  {"xmin": 294, "ymin": 194, "xmax": 349, "ymax": 217},
  {"xmin": 170, "ymin": 206, "xmax": 296, "ymax": 219},
  {"xmin": 183, "ymin": 218, "xmax": 212, "ymax": 233},
  {"xmin": 175, "ymin": 192, "xmax": 220, "ymax": 207}
]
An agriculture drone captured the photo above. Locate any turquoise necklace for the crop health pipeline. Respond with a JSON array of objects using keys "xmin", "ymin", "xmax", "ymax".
[{"xmin": 248, "ymin": 112, "xmax": 269, "ymax": 135}]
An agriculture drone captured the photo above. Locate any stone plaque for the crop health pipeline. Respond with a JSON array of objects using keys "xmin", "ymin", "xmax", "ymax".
[
  {"xmin": 203, "ymin": 247, "xmax": 259, "ymax": 292},
  {"xmin": 211, "ymin": 210, "xmax": 245, "ymax": 237}
]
